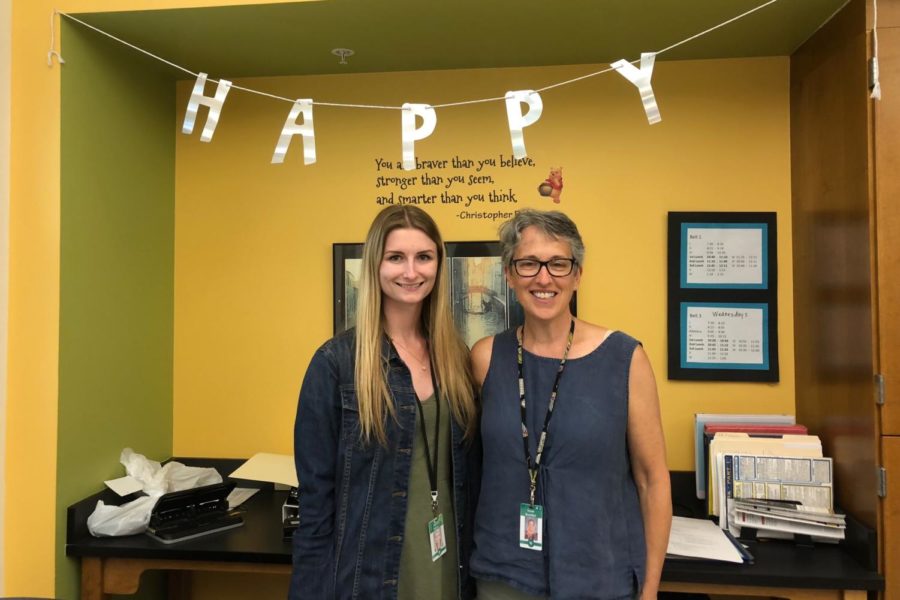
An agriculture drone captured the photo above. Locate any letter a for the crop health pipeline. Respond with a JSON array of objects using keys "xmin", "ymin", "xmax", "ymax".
[
  {"xmin": 401, "ymin": 103, "xmax": 437, "ymax": 171},
  {"xmin": 504, "ymin": 90, "xmax": 543, "ymax": 159},
  {"xmin": 272, "ymin": 99, "xmax": 316, "ymax": 165},
  {"xmin": 182, "ymin": 72, "xmax": 232, "ymax": 142},
  {"xmin": 611, "ymin": 53, "xmax": 661, "ymax": 124}
]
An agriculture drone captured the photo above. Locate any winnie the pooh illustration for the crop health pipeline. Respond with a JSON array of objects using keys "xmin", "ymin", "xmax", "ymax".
[{"xmin": 537, "ymin": 167, "xmax": 563, "ymax": 203}]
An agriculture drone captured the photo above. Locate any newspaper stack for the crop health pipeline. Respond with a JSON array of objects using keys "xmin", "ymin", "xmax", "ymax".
[
  {"xmin": 718, "ymin": 454, "xmax": 846, "ymax": 542},
  {"xmin": 731, "ymin": 498, "xmax": 846, "ymax": 541}
]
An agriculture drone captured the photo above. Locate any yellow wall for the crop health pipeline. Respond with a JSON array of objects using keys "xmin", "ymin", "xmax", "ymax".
[
  {"xmin": 7, "ymin": 1, "xmax": 794, "ymax": 595},
  {"xmin": 172, "ymin": 56, "xmax": 794, "ymax": 600},
  {"xmin": 4, "ymin": 0, "xmax": 300, "ymax": 595},
  {"xmin": 173, "ymin": 58, "xmax": 795, "ymax": 469},
  {"xmin": 0, "ymin": 0, "xmax": 10, "ymax": 590}
]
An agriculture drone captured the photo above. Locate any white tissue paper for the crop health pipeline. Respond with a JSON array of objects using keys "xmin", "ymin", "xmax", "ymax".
[{"xmin": 87, "ymin": 448, "xmax": 223, "ymax": 537}]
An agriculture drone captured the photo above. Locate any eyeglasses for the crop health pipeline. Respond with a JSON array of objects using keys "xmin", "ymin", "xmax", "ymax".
[{"xmin": 510, "ymin": 258, "xmax": 577, "ymax": 278}]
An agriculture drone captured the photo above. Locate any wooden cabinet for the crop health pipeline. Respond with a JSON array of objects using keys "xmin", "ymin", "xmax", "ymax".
[
  {"xmin": 791, "ymin": 0, "xmax": 877, "ymax": 529},
  {"xmin": 874, "ymin": 16, "xmax": 900, "ymax": 594},
  {"xmin": 884, "ymin": 438, "xmax": 900, "ymax": 596},
  {"xmin": 874, "ymin": 25, "xmax": 900, "ymax": 437},
  {"xmin": 791, "ymin": 0, "xmax": 899, "ymax": 595}
]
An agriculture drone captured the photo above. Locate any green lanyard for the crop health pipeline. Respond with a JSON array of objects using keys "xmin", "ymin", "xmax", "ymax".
[{"xmin": 411, "ymin": 353, "xmax": 441, "ymax": 516}]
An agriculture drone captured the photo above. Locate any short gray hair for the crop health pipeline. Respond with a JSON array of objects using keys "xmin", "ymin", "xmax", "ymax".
[{"xmin": 498, "ymin": 209, "xmax": 585, "ymax": 267}]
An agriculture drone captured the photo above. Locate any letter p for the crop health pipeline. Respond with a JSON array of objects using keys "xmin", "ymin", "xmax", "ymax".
[
  {"xmin": 401, "ymin": 103, "xmax": 437, "ymax": 171},
  {"xmin": 504, "ymin": 90, "xmax": 543, "ymax": 159}
]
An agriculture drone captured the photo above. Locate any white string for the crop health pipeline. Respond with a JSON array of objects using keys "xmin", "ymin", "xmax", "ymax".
[
  {"xmin": 536, "ymin": 0, "xmax": 782, "ymax": 94},
  {"xmin": 47, "ymin": 10, "xmax": 65, "ymax": 66},
  {"xmin": 57, "ymin": 0, "xmax": 786, "ymax": 109},
  {"xmin": 655, "ymin": 0, "xmax": 781, "ymax": 55},
  {"xmin": 870, "ymin": 0, "xmax": 881, "ymax": 100},
  {"xmin": 59, "ymin": 12, "xmax": 195, "ymax": 77}
]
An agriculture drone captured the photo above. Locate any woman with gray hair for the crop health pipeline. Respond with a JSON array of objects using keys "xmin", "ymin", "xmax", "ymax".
[{"xmin": 470, "ymin": 209, "xmax": 671, "ymax": 600}]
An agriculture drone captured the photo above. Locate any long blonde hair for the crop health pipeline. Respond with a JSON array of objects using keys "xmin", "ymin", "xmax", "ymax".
[{"xmin": 355, "ymin": 205, "xmax": 477, "ymax": 445}]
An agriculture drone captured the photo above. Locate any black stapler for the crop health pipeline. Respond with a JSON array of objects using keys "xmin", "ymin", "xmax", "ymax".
[
  {"xmin": 146, "ymin": 481, "xmax": 243, "ymax": 543},
  {"xmin": 282, "ymin": 486, "xmax": 299, "ymax": 540}
]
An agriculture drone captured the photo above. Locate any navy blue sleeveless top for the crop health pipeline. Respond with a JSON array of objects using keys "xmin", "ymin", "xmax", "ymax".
[{"xmin": 471, "ymin": 328, "xmax": 646, "ymax": 599}]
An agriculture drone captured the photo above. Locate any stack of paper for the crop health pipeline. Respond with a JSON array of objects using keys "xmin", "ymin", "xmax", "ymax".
[
  {"xmin": 666, "ymin": 516, "xmax": 752, "ymax": 563},
  {"xmin": 707, "ymin": 432, "xmax": 822, "ymax": 516},
  {"xmin": 731, "ymin": 499, "xmax": 846, "ymax": 540},
  {"xmin": 717, "ymin": 453, "xmax": 844, "ymax": 542},
  {"xmin": 694, "ymin": 413, "xmax": 796, "ymax": 500}
]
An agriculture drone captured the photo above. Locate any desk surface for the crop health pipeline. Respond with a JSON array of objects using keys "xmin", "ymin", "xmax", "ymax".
[{"xmin": 65, "ymin": 463, "xmax": 884, "ymax": 592}]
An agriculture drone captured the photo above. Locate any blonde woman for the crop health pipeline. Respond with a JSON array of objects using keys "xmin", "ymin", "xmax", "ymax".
[{"xmin": 290, "ymin": 205, "xmax": 479, "ymax": 600}]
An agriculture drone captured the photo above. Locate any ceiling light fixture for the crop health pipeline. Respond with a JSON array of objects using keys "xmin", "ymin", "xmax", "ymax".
[{"xmin": 331, "ymin": 48, "xmax": 354, "ymax": 65}]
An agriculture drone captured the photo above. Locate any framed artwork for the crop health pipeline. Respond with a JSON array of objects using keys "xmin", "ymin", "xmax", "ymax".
[
  {"xmin": 666, "ymin": 212, "xmax": 778, "ymax": 382},
  {"xmin": 333, "ymin": 241, "xmax": 577, "ymax": 346},
  {"xmin": 445, "ymin": 241, "xmax": 521, "ymax": 348},
  {"xmin": 333, "ymin": 243, "xmax": 364, "ymax": 336}
]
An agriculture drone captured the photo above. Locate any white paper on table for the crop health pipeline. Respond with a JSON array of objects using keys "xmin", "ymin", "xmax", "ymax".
[
  {"xmin": 227, "ymin": 487, "xmax": 260, "ymax": 509},
  {"xmin": 104, "ymin": 475, "xmax": 144, "ymax": 497},
  {"xmin": 666, "ymin": 516, "xmax": 744, "ymax": 563}
]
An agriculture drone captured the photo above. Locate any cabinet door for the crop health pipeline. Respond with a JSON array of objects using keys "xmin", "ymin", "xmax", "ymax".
[
  {"xmin": 874, "ymin": 27, "xmax": 900, "ymax": 435},
  {"xmin": 882, "ymin": 437, "xmax": 900, "ymax": 598}
]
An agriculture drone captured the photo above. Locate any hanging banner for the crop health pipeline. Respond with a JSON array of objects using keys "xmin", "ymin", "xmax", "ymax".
[
  {"xmin": 611, "ymin": 53, "xmax": 661, "ymax": 124},
  {"xmin": 504, "ymin": 90, "xmax": 543, "ymax": 159},
  {"xmin": 182, "ymin": 72, "xmax": 232, "ymax": 142},
  {"xmin": 401, "ymin": 103, "xmax": 437, "ymax": 171},
  {"xmin": 272, "ymin": 99, "xmax": 316, "ymax": 165}
]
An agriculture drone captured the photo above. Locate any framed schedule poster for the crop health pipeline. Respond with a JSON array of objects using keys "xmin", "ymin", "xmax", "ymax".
[{"xmin": 667, "ymin": 212, "xmax": 778, "ymax": 382}]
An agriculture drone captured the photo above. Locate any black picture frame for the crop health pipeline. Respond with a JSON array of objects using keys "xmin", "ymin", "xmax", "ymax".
[
  {"xmin": 333, "ymin": 241, "xmax": 577, "ymax": 345},
  {"xmin": 667, "ymin": 212, "xmax": 778, "ymax": 382},
  {"xmin": 332, "ymin": 243, "xmax": 364, "ymax": 336}
]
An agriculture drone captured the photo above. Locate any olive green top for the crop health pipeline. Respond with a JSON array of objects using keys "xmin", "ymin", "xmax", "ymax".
[{"xmin": 397, "ymin": 394, "xmax": 458, "ymax": 600}]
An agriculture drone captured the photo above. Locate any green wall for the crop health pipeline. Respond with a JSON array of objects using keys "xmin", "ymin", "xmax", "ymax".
[{"xmin": 58, "ymin": 20, "xmax": 175, "ymax": 599}]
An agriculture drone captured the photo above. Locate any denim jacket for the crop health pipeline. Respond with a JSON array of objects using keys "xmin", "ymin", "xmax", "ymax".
[{"xmin": 289, "ymin": 328, "xmax": 478, "ymax": 600}]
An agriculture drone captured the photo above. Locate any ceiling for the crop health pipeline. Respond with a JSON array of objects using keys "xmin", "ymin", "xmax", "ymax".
[{"xmin": 68, "ymin": 0, "xmax": 850, "ymax": 80}]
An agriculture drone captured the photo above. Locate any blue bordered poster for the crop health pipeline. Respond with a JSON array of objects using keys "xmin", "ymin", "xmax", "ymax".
[
  {"xmin": 681, "ymin": 223, "xmax": 768, "ymax": 289},
  {"xmin": 667, "ymin": 212, "xmax": 778, "ymax": 382},
  {"xmin": 680, "ymin": 302, "xmax": 769, "ymax": 370}
]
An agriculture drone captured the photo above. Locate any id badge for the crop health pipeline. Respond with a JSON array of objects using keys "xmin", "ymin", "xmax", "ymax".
[
  {"xmin": 428, "ymin": 513, "xmax": 447, "ymax": 561},
  {"xmin": 519, "ymin": 503, "xmax": 543, "ymax": 550}
]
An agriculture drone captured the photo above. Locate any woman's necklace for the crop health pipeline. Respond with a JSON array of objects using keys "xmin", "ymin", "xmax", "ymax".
[{"xmin": 391, "ymin": 337, "xmax": 430, "ymax": 372}]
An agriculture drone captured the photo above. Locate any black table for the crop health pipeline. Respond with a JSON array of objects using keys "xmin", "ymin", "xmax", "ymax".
[{"xmin": 66, "ymin": 463, "xmax": 884, "ymax": 599}]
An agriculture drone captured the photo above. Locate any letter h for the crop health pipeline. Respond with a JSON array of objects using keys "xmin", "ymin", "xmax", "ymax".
[{"xmin": 182, "ymin": 72, "xmax": 232, "ymax": 142}]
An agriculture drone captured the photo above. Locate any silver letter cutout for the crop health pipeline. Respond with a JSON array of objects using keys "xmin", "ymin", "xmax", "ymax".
[
  {"xmin": 504, "ymin": 90, "xmax": 543, "ymax": 159},
  {"xmin": 401, "ymin": 103, "xmax": 437, "ymax": 171},
  {"xmin": 182, "ymin": 72, "xmax": 232, "ymax": 142},
  {"xmin": 272, "ymin": 99, "xmax": 316, "ymax": 165},
  {"xmin": 611, "ymin": 53, "xmax": 661, "ymax": 124}
]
